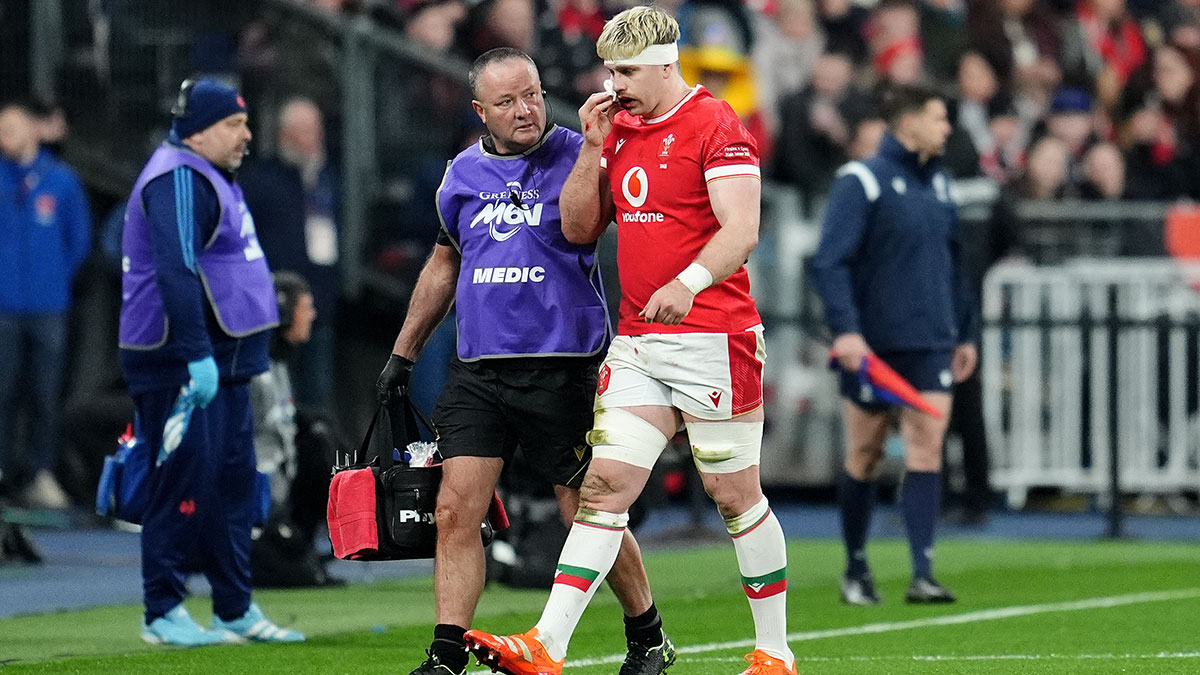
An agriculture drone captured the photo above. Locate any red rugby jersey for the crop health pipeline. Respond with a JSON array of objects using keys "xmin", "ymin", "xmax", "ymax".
[{"xmin": 601, "ymin": 86, "xmax": 762, "ymax": 336}]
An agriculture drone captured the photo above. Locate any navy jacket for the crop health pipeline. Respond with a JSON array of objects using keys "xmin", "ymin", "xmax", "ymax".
[
  {"xmin": 238, "ymin": 157, "xmax": 340, "ymax": 318},
  {"xmin": 119, "ymin": 161, "xmax": 269, "ymax": 394},
  {"xmin": 0, "ymin": 149, "xmax": 92, "ymax": 314},
  {"xmin": 811, "ymin": 133, "xmax": 976, "ymax": 353}
]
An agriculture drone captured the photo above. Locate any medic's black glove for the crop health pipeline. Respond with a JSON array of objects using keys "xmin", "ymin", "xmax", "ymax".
[{"xmin": 375, "ymin": 354, "xmax": 415, "ymax": 404}]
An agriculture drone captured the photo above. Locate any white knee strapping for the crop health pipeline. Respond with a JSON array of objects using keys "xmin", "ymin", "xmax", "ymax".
[
  {"xmin": 586, "ymin": 408, "xmax": 669, "ymax": 470},
  {"xmin": 574, "ymin": 507, "xmax": 630, "ymax": 529},
  {"xmin": 685, "ymin": 420, "xmax": 763, "ymax": 474}
]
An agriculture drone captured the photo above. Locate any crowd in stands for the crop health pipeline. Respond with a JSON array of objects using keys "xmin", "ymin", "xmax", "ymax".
[
  {"xmin": 240, "ymin": 0, "xmax": 1200, "ymax": 261},
  {"xmin": 31, "ymin": 0, "xmax": 1200, "ymax": 248},
  {"xmin": 8, "ymin": 0, "xmax": 1200, "ymax": 514}
]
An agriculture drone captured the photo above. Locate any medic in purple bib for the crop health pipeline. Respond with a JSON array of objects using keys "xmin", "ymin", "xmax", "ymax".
[{"xmin": 119, "ymin": 78, "xmax": 301, "ymax": 646}]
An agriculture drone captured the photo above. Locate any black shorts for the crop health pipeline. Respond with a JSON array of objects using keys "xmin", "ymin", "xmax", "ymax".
[
  {"xmin": 839, "ymin": 350, "xmax": 953, "ymax": 412},
  {"xmin": 433, "ymin": 356, "xmax": 599, "ymax": 488}
]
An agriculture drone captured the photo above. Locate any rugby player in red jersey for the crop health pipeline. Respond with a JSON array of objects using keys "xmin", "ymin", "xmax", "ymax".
[{"xmin": 466, "ymin": 6, "xmax": 795, "ymax": 675}]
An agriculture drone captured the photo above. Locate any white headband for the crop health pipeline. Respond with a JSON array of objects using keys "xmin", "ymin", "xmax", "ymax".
[{"xmin": 604, "ymin": 42, "xmax": 679, "ymax": 66}]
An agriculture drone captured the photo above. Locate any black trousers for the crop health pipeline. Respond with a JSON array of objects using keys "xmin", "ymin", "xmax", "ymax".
[{"xmin": 946, "ymin": 369, "xmax": 991, "ymax": 512}]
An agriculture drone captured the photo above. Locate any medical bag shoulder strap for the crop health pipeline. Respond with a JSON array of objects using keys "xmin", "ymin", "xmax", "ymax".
[{"xmin": 353, "ymin": 395, "xmax": 435, "ymax": 470}]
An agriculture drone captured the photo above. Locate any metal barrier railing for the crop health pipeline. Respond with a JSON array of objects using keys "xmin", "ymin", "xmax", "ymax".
[
  {"xmin": 756, "ymin": 194, "xmax": 1190, "ymax": 494},
  {"xmin": 982, "ymin": 259, "xmax": 1200, "ymax": 531}
]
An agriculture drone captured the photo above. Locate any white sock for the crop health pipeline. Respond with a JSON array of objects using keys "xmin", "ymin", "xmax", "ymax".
[
  {"xmin": 726, "ymin": 497, "xmax": 793, "ymax": 665},
  {"xmin": 533, "ymin": 508, "xmax": 628, "ymax": 661}
]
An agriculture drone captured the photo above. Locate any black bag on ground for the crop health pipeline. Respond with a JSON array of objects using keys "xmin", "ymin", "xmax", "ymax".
[
  {"xmin": 252, "ymin": 513, "xmax": 340, "ymax": 587},
  {"xmin": 486, "ymin": 491, "xmax": 567, "ymax": 589}
]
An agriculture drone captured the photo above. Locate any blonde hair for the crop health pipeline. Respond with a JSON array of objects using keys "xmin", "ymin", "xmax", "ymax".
[{"xmin": 596, "ymin": 6, "xmax": 681, "ymax": 62}]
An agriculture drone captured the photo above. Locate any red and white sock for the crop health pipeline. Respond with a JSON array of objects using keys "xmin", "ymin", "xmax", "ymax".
[
  {"xmin": 726, "ymin": 497, "xmax": 793, "ymax": 665},
  {"xmin": 533, "ymin": 508, "xmax": 628, "ymax": 661}
]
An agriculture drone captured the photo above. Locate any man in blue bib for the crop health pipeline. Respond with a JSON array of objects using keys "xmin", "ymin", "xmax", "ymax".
[
  {"xmin": 376, "ymin": 49, "xmax": 673, "ymax": 675},
  {"xmin": 120, "ymin": 79, "xmax": 303, "ymax": 646}
]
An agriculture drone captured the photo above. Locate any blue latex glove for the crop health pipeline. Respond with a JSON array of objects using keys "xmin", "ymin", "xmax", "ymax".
[{"xmin": 186, "ymin": 355, "xmax": 219, "ymax": 407}]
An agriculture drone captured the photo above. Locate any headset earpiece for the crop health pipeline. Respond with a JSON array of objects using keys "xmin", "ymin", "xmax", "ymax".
[{"xmin": 171, "ymin": 79, "xmax": 196, "ymax": 119}]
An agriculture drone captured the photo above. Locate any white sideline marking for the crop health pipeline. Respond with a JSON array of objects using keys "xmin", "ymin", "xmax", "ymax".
[
  {"xmin": 562, "ymin": 588, "xmax": 1200, "ymax": 668},
  {"xmin": 685, "ymin": 652, "xmax": 1200, "ymax": 664}
]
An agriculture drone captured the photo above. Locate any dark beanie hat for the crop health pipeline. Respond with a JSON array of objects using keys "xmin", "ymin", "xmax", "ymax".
[
  {"xmin": 170, "ymin": 79, "xmax": 247, "ymax": 140},
  {"xmin": 1049, "ymin": 87, "xmax": 1091, "ymax": 115}
]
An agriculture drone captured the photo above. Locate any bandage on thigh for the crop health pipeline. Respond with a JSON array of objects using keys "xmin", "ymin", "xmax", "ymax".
[
  {"xmin": 586, "ymin": 408, "xmax": 669, "ymax": 470},
  {"xmin": 684, "ymin": 420, "xmax": 763, "ymax": 474}
]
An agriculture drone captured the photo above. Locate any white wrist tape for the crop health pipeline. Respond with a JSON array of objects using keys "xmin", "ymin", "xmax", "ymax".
[{"xmin": 675, "ymin": 262, "xmax": 714, "ymax": 295}]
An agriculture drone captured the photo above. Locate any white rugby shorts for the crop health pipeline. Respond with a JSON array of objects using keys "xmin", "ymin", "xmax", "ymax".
[{"xmin": 594, "ymin": 325, "xmax": 766, "ymax": 420}]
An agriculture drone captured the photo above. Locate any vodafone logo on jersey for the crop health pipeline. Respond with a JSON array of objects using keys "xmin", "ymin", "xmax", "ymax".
[
  {"xmin": 618, "ymin": 165, "xmax": 665, "ymax": 223},
  {"xmin": 621, "ymin": 166, "xmax": 649, "ymax": 208}
]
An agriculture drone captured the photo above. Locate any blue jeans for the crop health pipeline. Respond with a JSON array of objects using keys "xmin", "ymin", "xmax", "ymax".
[{"xmin": 0, "ymin": 313, "xmax": 68, "ymax": 478}]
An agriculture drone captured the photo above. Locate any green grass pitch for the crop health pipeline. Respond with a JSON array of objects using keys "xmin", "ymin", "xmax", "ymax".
[{"xmin": 2, "ymin": 538, "xmax": 1198, "ymax": 674}]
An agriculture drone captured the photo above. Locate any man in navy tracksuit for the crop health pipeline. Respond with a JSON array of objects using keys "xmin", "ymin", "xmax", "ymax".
[
  {"xmin": 0, "ymin": 101, "xmax": 91, "ymax": 508},
  {"xmin": 811, "ymin": 84, "xmax": 977, "ymax": 606},
  {"xmin": 119, "ymin": 79, "xmax": 303, "ymax": 646}
]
